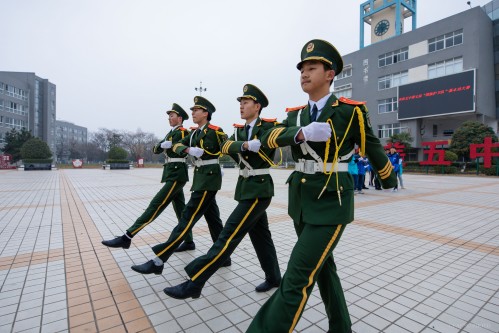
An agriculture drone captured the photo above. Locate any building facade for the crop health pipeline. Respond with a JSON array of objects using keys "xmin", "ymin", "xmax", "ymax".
[
  {"xmin": 335, "ymin": 5, "xmax": 497, "ymax": 160},
  {"xmin": 0, "ymin": 72, "xmax": 57, "ymax": 155},
  {"xmin": 55, "ymin": 120, "xmax": 88, "ymax": 163}
]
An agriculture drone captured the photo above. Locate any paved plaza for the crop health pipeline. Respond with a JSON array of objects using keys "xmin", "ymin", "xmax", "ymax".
[{"xmin": 0, "ymin": 168, "xmax": 498, "ymax": 333}]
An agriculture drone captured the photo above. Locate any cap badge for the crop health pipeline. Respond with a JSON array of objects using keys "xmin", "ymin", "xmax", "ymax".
[
  {"xmin": 243, "ymin": 85, "xmax": 248, "ymax": 92},
  {"xmin": 194, "ymin": 97, "xmax": 198, "ymax": 103},
  {"xmin": 306, "ymin": 42, "xmax": 314, "ymax": 53}
]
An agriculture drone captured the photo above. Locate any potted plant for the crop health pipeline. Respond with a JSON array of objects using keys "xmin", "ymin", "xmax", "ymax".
[
  {"xmin": 106, "ymin": 146, "xmax": 130, "ymax": 170},
  {"xmin": 21, "ymin": 138, "xmax": 53, "ymax": 170}
]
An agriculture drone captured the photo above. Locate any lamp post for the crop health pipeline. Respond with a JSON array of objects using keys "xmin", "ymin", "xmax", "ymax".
[{"xmin": 195, "ymin": 81, "xmax": 207, "ymax": 96}]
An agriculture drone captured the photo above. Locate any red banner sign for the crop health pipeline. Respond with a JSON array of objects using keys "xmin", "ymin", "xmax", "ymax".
[
  {"xmin": 72, "ymin": 159, "xmax": 83, "ymax": 168},
  {"xmin": 470, "ymin": 137, "xmax": 499, "ymax": 168},
  {"xmin": 419, "ymin": 141, "xmax": 451, "ymax": 166}
]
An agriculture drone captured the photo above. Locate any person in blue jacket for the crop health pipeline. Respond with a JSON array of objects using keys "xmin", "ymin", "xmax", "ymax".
[
  {"xmin": 356, "ymin": 155, "xmax": 367, "ymax": 193},
  {"xmin": 349, "ymin": 153, "xmax": 359, "ymax": 194},
  {"xmin": 387, "ymin": 146, "xmax": 400, "ymax": 192}
]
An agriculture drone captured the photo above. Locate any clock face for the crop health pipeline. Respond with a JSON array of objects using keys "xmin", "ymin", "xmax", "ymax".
[{"xmin": 374, "ymin": 19, "xmax": 390, "ymax": 36}]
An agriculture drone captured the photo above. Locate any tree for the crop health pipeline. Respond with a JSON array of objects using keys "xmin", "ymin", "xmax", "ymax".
[
  {"xmin": 121, "ymin": 129, "xmax": 159, "ymax": 162},
  {"xmin": 1, "ymin": 128, "xmax": 33, "ymax": 162},
  {"xmin": 83, "ymin": 142, "xmax": 107, "ymax": 163},
  {"xmin": 21, "ymin": 138, "xmax": 52, "ymax": 160},
  {"xmin": 90, "ymin": 128, "xmax": 123, "ymax": 152},
  {"xmin": 450, "ymin": 121, "xmax": 498, "ymax": 160},
  {"xmin": 387, "ymin": 132, "xmax": 413, "ymax": 149}
]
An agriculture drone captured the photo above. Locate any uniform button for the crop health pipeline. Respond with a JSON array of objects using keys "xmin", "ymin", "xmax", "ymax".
[
  {"xmin": 175, "ymin": 166, "xmax": 178, "ymax": 169},
  {"xmin": 196, "ymin": 168, "xmax": 199, "ymax": 172},
  {"xmin": 340, "ymin": 186, "xmax": 343, "ymax": 191},
  {"xmin": 261, "ymin": 178, "xmax": 264, "ymax": 181},
  {"xmin": 245, "ymin": 156, "xmax": 249, "ymax": 159},
  {"xmin": 301, "ymin": 178, "xmax": 306, "ymax": 183}
]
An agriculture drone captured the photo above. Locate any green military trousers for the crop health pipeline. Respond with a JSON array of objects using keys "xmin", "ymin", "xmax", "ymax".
[
  {"xmin": 185, "ymin": 197, "xmax": 281, "ymax": 286},
  {"xmin": 247, "ymin": 223, "xmax": 351, "ymax": 333},
  {"xmin": 151, "ymin": 190, "xmax": 224, "ymax": 262},
  {"xmin": 125, "ymin": 180, "xmax": 194, "ymax": 243}
]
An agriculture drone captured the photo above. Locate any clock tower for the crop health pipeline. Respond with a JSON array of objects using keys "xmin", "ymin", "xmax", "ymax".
[{"xmin": 360, "ymin": 0, "xmax": 417, "ymax": 48}]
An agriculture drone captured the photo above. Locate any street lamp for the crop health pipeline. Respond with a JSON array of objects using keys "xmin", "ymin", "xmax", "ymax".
[{"xmin": 195, "ymin": 81, "xmax": 207, "ymax": 96}]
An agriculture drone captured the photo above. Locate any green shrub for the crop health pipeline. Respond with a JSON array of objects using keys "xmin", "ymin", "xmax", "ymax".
[
  {"xmin": 21, "ymin": 138, "xmax": 52, "ymax": 160},
  {"xmin": 106, "ymin": 159, "xmax": 129, "ymax": 164},
  {"xmin": 108, "ymin": 147, "xmax": 128, "ymax": 160},
  {"xmin": 480, "ymin": 166, "xmax": 499, "ymax": 176},
  {"xmin": 444, "ymin": 151, "xmax": 458, "ymax": 162}
]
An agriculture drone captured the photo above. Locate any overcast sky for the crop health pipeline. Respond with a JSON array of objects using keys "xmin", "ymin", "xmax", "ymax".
[{"xmin": 2, "ymin": 0, "xmax": 492, "ymax": 139}]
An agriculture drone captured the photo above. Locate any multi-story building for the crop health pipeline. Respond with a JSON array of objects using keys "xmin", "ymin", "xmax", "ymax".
[
  {"xmin": 0, "ymin": 72, "xmax": 57, "ymax": 155},
  {"xmin": 335, "ymin": 1, "xmax": 497, "ymax": 159},
  {"xmin": 55, "ymin": 120, "xmax": 88, "ymax": 163}
]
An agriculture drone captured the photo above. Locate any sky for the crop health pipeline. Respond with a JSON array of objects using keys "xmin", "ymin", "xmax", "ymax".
[{"xmin": 1, "ymin": 0, "xmax": 492, "ymax": 139}]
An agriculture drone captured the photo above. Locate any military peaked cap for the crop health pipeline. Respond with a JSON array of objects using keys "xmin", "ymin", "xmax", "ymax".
[{"xmin": 297, "ymin": 39, "xmax": 343, "ymax": 75}]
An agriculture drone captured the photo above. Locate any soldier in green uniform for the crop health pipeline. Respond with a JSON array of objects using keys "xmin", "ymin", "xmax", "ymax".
[
  {"xmin": 246, "ymin": 39, "xmax": 397, "ymax": 333},
  {"xmin": 162, "ymin": 84, "xmax": 282, "ymax": 299},
  {"xmin": 101, "ymin": 103, "xmax": 196, "ymax": 249},
  {"xmin": 131, "ymin": 96, "xmax": 231, "ymax": 275}
]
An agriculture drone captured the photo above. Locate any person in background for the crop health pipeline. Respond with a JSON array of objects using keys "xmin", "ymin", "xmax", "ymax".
[
  {"xmin": 388, "ymin": 146, "xmax": 400, "ymax": 192},
  {"xmin": 398, "ymin": 155, "xmax": 405, "ymax": 189},
  {"xmin": 348, "ymin": 154, "xmax": 359, "ymax": 195},
  {"xmin": 356, "ymin": 155, "xmax": 367, "ymax": 194}
]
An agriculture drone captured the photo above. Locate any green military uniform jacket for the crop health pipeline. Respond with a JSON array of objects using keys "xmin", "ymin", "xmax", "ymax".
[
  {"xmin": 221, "ymin": 118, "xmax": 278, "ymax": 201},
  {"xmin": 173, "ymin": 123, "xmax": 227, "ymax": 192},
  {"xmin": 261, "ymin": 94, "xmax": 397, "ymax": 226},
  {"xmin": 153, "ymin": 126, "xmax": 189, "ymax": 183}
]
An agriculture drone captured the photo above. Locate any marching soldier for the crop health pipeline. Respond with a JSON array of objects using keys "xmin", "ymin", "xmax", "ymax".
[
  {"xmin": 163, "ymin": 84, "xmax": 282, "ymax": 299},
  {"xmin": 246, "ymin": 39, "xmax": 397, "ymax": 333},
  {"xmin": 131, "ymin": 96, "xmax": 231, "ymax": 275},
  {"xmin": 101, "ymin": 103, "xmax": 194, "ymax": 249}
]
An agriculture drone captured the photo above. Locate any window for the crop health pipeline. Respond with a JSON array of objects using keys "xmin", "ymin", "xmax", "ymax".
[
  {"xmin": 0, "ymin": 100, "xmax": 3, "ymax": 110},
  {"xmin": 428, "ymin": 57, "xmax": 463, "ymax": 79},
  {"xmin": 378, "ymin": 97, "xmax": 398, "ymax": 114},
  {"xmin": 5, "ymin": 102, "xmax": 28, "ymax": 116},
  {"xmin": 378, "ymin": 123, "xmax": 405, "ymax": 138},
  {"xmin": 4, "ymin": 84, "xmax": 27, "ymax": 101},
  {"xmin": 433, "ymin": 124, "xmax": 438, "ymax": 137},
  {"xmin": 428, "ymin": 29, "xmax": 463, "ymax": 53},
  {"xmin": 335, "ymin": 64, "xmax": 352, "ymax": 80},
  {"xmin": 0, "ymin": 82, "xmax": 4, "ymax": 94},
  {"xmin": 443, "ymin": 130, "xmax": 454, "ymax": 137},
  {"xmin": 378, "ymin": 71, "xmax": 408, "ymax": 90},
  {"xmin": 378, "ymin": 47, "xmax": 409, "ymax": 67},
  {"xmin": 333, "ymin": 83, "xmax": 352, "ymax": 98}
]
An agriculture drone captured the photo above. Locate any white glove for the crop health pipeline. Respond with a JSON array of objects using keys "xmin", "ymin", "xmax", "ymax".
[
  {"xmin": 160, "ymin": 141, "xmax": 172, "ymax": 149},
  {"xmin": 188, "ymin": 147, "xmax": 204, "ymax": 157},
  {"xmin": 247, "ymin": 139, "xmax": 261, "ymax": 152},
  {"xmin": 301, "ymin": 122, "xmax": 332, "ymax": 142}
]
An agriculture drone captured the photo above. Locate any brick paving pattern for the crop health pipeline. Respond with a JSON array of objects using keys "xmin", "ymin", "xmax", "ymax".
[{"xmin": 0, "ymin": 168, "xmax": 497, "ymax": 332}]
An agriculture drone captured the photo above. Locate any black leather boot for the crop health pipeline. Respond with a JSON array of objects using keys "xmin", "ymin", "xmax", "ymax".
[
  {"xmin": 221, "ymin": 258, "xmax": 231, "ymax": 267},
  {"xmin": 163, "ymin": 280, "xmax": 204, "ymax": 299},
  {"xmin": 255, "ymin": 279, "xmax": 281, "ymax": 292},
  {"xmin": 174, "ymin": 241, "xmax": 196, "ymax": 252},
  {"xmin": 101, "ymin": 235, "xmax": 131, "ymax": 249},
  {"xmin": 131, "ymin": 260, "xmax": 164, "ymax": 275}
]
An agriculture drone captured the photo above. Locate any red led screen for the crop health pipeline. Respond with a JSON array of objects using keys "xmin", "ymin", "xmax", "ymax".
[{"xmin": 397, "ymin": 70, "xmax": 475, "ymax": 120}]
